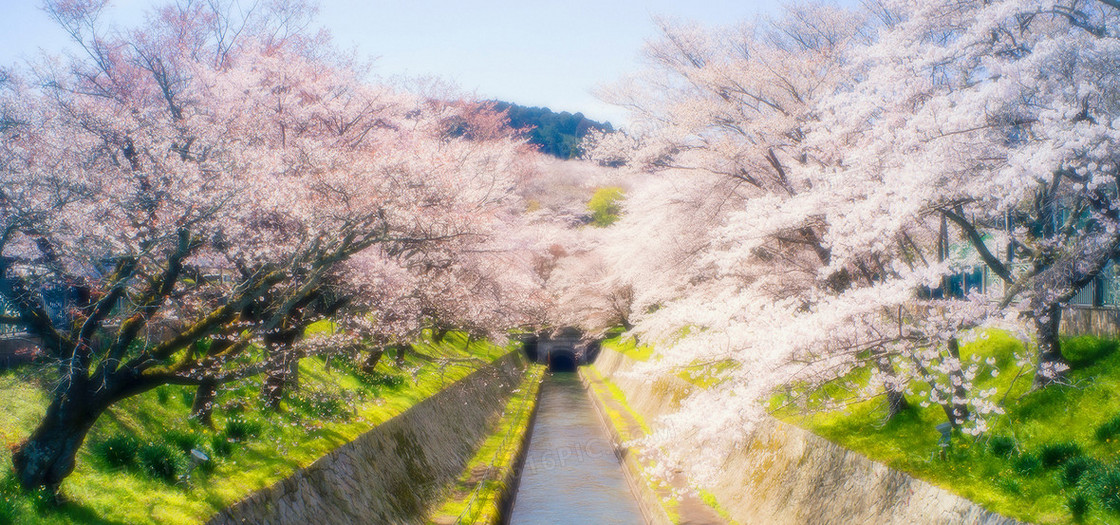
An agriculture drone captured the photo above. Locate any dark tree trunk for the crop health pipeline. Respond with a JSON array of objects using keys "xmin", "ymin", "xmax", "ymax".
[
  {"xmin": 1032, "ymin": 305, "xmax": 1068, "ymax": 389},
  {"xmin": 944, "ymin": 337, "xmax": 971, "ymax": 428},
  {"xmin": 262, "ymin": 357, "xmax": 288, "ymax": 412},
  {"xmin": 432, "ymin": 327, "xmax": 450, "ymax": 344},
  {"xmin": 362, "ymin": 348, "xmax": 384, "ymax": 375},
  {"xmin": 909, "ymin": 337, "xmax": 970, "ymax": 430},
  {"xmin": 288, "ymin": 357, "xmax": 300, "ymax": 392},
  {"xmin": 886, "ymin": 385, "xmax": 910, "ymax": 419},
  {"xmin": 190, "ymin": 379, "xmax": 218, "ymax": 428},
  {"xmin": 876, "ymin": 357, "xmax": 910, "ymax": 420},
  {"xmin": 395, "ymin": 344, "xmax": 408, "ymax": 366},
  {"xmin": 13, "ymin": 387, "xmax": 110, "ymax": 492}
]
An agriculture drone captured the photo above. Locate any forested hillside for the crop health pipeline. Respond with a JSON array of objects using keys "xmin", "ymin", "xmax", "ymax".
[{"xmin": 489, "ymin": 101, "xmax": 613, "ymax": 159}]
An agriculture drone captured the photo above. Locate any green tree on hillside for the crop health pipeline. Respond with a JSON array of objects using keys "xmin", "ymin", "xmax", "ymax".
[
  {"xmin": 490, "ymin": 101, "xmax": 613, "ymax": 158},
  {"xmin": 588, "ymin": 187, "xmax": 625, "ymax": 227}
]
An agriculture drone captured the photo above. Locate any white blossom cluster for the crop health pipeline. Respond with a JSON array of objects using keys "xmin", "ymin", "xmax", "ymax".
[{"xmin": 574, "ymin": 0, "xmax": 1120, "ymax": 486}]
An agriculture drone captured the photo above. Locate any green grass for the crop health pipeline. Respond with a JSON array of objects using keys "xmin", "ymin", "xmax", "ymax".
[
  {"xmin": 602, "ymin": 336, "xmax": 653, "ymax": 362},
  {"xmin": 428, "ymin": 364, "xmax": 544, "ymax": 524},
  {"xmin": 0, "ymin": 331, "xmax": 510, "ymax": 525},
  {"xmin": 601, "ymin": 334, "xmax": 736, "ymax": 389},
  {"xmin": 776, "ymin": 331, "xmax": 1120, "ymax": 524}
]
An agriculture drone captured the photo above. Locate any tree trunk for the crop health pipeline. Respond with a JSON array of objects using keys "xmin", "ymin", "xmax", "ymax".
[
  {"xmin": 910, "ymin": 338, "xmax": 970, "ymax": 430},
  {"xmin": 190, "ymin": 379, "xmax": 218, "ymax": 428},
  {"xmin": 876, "ymin": 357, "xmax": 910, "ymax": 420},
  {"xmin": 944, "ymin": 337, "xmax": 971, "ymax": 428},
  {"xmin": 262, "ymin": 357, "xmax": 288, "ymax": 412},
  {"xmin": 395, "ymin": 344, "xmax": 408, "ymax": 366},
  {"xmin": 288, "ymin": 357, "xmax": 300, "ymax": 392},
  {"xmin": 1032, "ymin": 305, "xmax": 1068, "ymax": 389},
  {"xmin": 12, "ymin": 389, "xmax": 108, "ymax": 492},
  {"xmin": 433, "ymin": 327, "xmax": 449, "ymax": 345},
  {"xmin": 362, "ymin": 348, "xmax": 384, "ymax": 375},
  {"xmin": 886, "ymin": 388, "xmax": 910, "ymax": 419}
]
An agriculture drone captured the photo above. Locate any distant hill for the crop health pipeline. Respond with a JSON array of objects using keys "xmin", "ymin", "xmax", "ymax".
[{"xmin": 490, "ymin": 101, "xmax": 614, "ymax": 159}]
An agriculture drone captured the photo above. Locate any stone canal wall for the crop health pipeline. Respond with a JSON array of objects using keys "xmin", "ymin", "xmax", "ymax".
[
  {"xmin": 589, "ymin": 348, "xmax": 1022, "ymax": 525},
  {"xmin": 208, "ymin": 352, "xmax": 527, "ymax": 525}
]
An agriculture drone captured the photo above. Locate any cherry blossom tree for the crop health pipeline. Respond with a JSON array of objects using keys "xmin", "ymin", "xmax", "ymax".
[
  {"xmin": 576, "ymin": 0, "xmax": 1120, "ymax": 491},
  {"xmin": 0, "ymin": 0, "xmax": 533, "ymax": 491},
  {"xmin": 578, "ymin": 0, "xmax": 1120, "ymax": 484},
  {"xmin": 828, "ymin": 0, "xmax": 1120, "ymax": 388}
]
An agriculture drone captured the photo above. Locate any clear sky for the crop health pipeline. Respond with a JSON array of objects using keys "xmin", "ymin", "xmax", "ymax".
[{"xmin": 0, "ymin": 0, "xmax": 811, "ymax": 126}]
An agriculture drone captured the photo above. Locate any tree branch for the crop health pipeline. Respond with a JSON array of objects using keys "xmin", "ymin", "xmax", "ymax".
[{"xmin": 942, "ymin": 207, "xmax": 1012, "ymax": 284}]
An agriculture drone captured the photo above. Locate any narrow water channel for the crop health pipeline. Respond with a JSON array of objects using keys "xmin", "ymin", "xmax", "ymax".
[{"xmin": 507, "ymin": 372, "xmax": 645, "ymax": 525}]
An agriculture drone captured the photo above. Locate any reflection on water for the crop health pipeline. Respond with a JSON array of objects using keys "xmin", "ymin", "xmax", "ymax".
[{"xmin": 507, "ymin": 372, "xmax": 645, "ymax": 525}]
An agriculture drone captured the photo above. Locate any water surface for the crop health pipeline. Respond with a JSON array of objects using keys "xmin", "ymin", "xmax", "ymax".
[{"xmin": 507, "ymin": 372, "xmax": 645, "ymax": 525}]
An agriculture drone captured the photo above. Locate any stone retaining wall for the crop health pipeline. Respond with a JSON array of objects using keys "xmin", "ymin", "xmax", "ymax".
[
  {"xmin": 208, "ymin": 352, "xmax": 527, "ymax": 525},
  {"xmin": 591, "ymin": 348, "xmax": 1023, "ymax": 525}
]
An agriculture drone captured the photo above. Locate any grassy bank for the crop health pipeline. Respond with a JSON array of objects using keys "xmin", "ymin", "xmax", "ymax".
[
  {"xmin": 776, "ymin": 331, "xmax": 1120, "ymax": 524},
  {"xmin": 0, "ymin": 331, "xmax": 509, "ymax": 525},
  {"xmin": 428, "ymin": 363, "xmax": 545, "ymax": 524}
]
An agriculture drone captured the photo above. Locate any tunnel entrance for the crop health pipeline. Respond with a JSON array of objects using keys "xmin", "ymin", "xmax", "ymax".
[
  {"xmin": 522, "ymin": 328, "xmax": 605, "ymax": 371},
  {"xmin": 547, "ymin": 350, "xmax": 578, "ymax": 373}
]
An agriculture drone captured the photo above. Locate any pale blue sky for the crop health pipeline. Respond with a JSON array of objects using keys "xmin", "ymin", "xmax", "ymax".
[{"xmin": 0, "ymin": 0, "xmax": 816, "ymax": 126}]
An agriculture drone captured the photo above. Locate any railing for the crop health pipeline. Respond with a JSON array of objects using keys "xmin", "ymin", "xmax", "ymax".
[
  {"xmin": 931, "ymin": 262, "xmax": 1120, "ymax": 309},
  {"xmin": 0, "ymin": 280, "xmax": 77, "ymax": 339},
  {"xmin": 0, "ymin": 293, "xmax": 25, "ymax": 338}
]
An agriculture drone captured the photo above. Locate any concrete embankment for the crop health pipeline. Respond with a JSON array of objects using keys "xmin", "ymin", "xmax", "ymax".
[
  {"xmin": 429, "ymin": 364, "xmax": 545, "ymax": 524},
  {"xmin": 585, "ymin": 348, "xmax": 1023, "ymax": 525},
  {"xmin": 208, "ymin": 351, "xmax": 530, "ymax": 525}
]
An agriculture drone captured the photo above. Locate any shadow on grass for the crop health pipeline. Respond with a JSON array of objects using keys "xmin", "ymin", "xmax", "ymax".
[
  {"xmin": 48, "ymin": 499, "xmax": 132, "ymax": 525},
  {"xmin": 2, "ymin": 476, "xmax": 131, "ymax": 525}
]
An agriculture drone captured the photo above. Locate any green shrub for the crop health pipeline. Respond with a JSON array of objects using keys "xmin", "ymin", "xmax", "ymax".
[
  {"xmin": 1090, "ymin": 462, "xmax": 1120, "ymax": 513},
  {"xmin": 179, "ymin": 387, "xmax": 194, "ymax": 408},
  {"xmin": 223, "ymin": 400, "xmax": 248, "ymax": 415},
  {"xmin": 165, "ymin": 429, "xmax": 201, "ymax": 455},
  {"xmin": 1068, "ymin": 492, "xmax": 1091, "ymax": 522},
  {"xmin": 27, "ymin": 486, "xmax": 54, "ymax": 512},
  {"xmin": 1061, "ymin": 336, "xmax": 1117, "ymax": 369},
  {"xmin": 988, "ymin": 435, "xmax": 1018, "ymax": 457},
  {"xmin": 0, "ymin": 492, "xmax": 16, "ymax": 525},
  {"xmin": 156, "ymin": 387, "xmax": 171, "ymax": 405},
  {"xmin": 138, "ymin": 442, "xmax": 187, "ymax": 482},
  {"xmin": 93, "ymin": 434, "xmax": 141, "ymax": 468},
  {"xmin": 1039, "ymin": 442, "xmax": 1083, "ymax": 468},
  {"xmin": 367, "ymin": 371, "xmax": 405, "ymax": 389},
  {"xmin": 210, "ymin": 435, "xmax": 233, "ymax": 458},
  {"xmin": 1014, "ymin": 454, "xmax": 1042, "ymax": 476},
  {"xmin": 1063, "ymin": 456, "xmax": 1101, "ymax": 487},
  {"xmin": 996, "ymin": 477, "xmax": 1022, "ymax": 495},
  {"xmin": 1096, "ymin": 414, "xmax": 1120, "ymax": 442},
  {"xmin": 224, "ymin": 417, "xmax": 263, "ymax": 442},
  {"xmin": 587, "ymin": 187, "xmax": 624, "ymax": 227}
]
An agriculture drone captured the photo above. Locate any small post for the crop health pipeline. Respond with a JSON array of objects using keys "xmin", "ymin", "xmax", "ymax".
[{"xmin": 936, "ymin": 422, "xmax": 953, "ymax": 460}]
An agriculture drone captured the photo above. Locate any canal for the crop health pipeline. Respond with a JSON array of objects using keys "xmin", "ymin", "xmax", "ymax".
[{"xmin": 507, "ymin": 372, "xmax": 646, "ymax": 524}]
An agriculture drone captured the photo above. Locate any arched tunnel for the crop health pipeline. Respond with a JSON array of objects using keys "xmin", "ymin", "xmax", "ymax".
[
  {"xmin": 547, "ymin": 349, "xmax": 578, "ymax": 373},
  {"xmin": 520, "ymin": 330, "xmax": 602, "ymax": 372}
]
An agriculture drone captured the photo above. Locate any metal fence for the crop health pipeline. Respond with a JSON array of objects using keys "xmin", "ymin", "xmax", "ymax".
[
  {"xmin": 0, "ymin": 280, "xmax": 76, "ymax": 339},
  {"xmin": 0, "ymin": 293, "xmax": 23, "ymax": 337},
  {"xmin": 935, "ymin": 262, "xmax": 1120, "ymax": 309}
]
